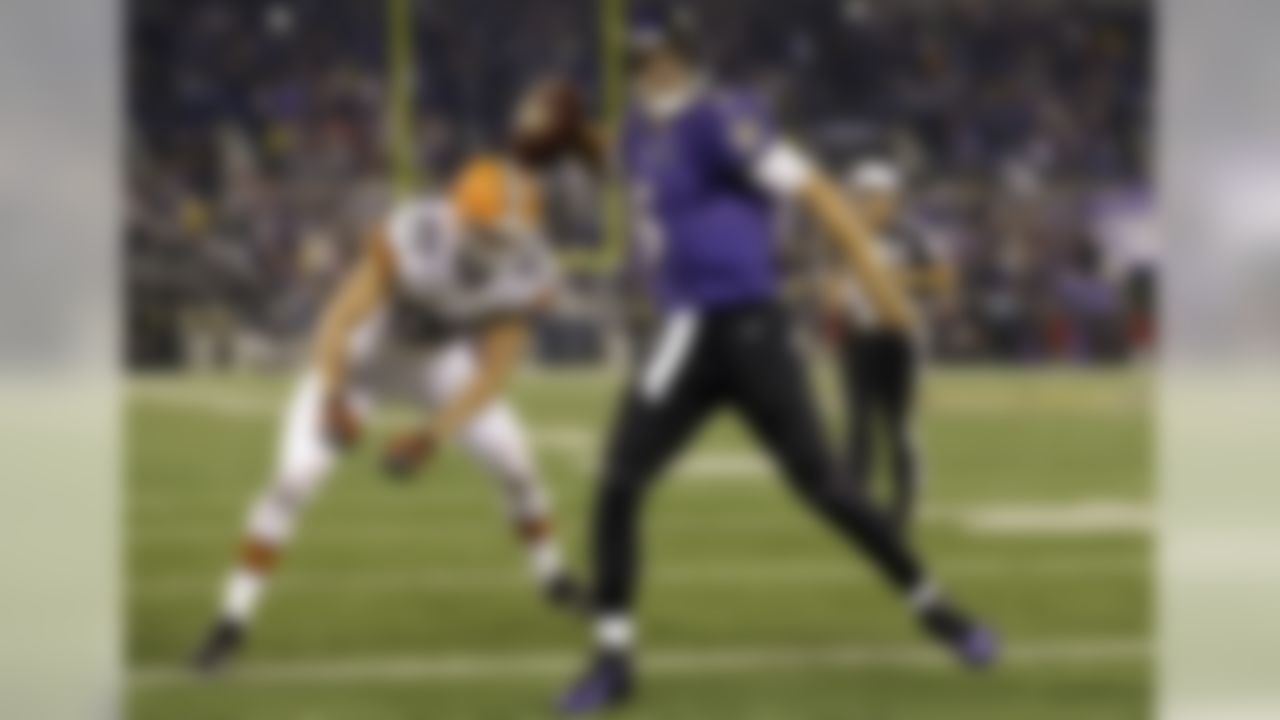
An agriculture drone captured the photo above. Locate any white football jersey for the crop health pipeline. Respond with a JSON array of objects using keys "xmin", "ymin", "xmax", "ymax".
[{"xmin": 384, "ymin": 198, "xmax": 558, "ymax": 339}]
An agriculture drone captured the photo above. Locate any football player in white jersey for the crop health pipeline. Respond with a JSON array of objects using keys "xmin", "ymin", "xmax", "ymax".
[{"xmin": 193, "ymin": 82, "xmax": 598, "ymax": 671}]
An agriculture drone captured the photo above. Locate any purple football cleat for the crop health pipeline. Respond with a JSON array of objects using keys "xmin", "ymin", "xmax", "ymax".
[
  {"xmin": 921, "ymin": 603, "xmax": 1001, "ymax": 669},
  {"xmin": 954, "ymin": 624, "xmax": 1000, "ymax": 668},
  {"xmin": 557, "ymin": 653, "xmax": 632, "ymax": 715}
]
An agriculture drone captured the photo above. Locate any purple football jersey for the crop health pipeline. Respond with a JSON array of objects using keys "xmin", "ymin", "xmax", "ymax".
[{"xmin": 622, "ymin": 88, "xmax": 781, "ymax": 308}]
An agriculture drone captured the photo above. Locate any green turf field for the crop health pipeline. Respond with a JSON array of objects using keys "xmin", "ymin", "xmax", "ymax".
[{"xmin": 128, "ymin": 368, "xmax": 1151, "ymax": 719}]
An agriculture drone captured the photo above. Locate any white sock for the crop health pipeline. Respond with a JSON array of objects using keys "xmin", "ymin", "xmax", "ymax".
[
  {"xmin": 908, "ymin": 580, "xmax": 942, "ymax": 615},
  {"xmin": 528, "ymin": 538, "xmax": 565, "ymax": 585},
  {"xmin": 221, "ymin": 568, "xmax": 266, "ymax": 625},
  {"xmin": 595, "ymin": 614, "xmax": 635, "ymax": 654}
]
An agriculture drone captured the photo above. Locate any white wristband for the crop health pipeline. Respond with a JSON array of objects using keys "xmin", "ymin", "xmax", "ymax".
[{"xmin": 752, "ymin": 140, "xmax": 816, "ymax": 197}]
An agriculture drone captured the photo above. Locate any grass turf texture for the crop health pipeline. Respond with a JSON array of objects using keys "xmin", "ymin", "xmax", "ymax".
[{"xmin": 128, "ymin": 368, "xmax": 1150, "ymax": 719}]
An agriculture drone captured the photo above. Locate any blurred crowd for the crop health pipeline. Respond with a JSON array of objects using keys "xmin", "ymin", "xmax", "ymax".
[{"xmin": 128, "ymin": 0, "xmax": 1153, "ymax": 369}]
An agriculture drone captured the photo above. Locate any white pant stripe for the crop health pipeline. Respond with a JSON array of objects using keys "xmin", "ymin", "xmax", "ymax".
[{"xmin": 639, "ymin": 311, "xmax": 699, "ymax": 404}]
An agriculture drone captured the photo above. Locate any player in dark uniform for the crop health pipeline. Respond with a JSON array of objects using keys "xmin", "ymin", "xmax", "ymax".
[
  {"xmin": 833, "ymin": 160, "xmax": 954, "ymax": 534},
  {"xmin": 558, "ymin": 16, "xmax": 997, "ymax": 715}
]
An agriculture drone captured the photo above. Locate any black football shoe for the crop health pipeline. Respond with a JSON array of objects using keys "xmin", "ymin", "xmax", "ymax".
[
  {"xmin": 191, "ymin": 618, "xmax": 245, "ymax": 675},
  {"xmin": 544, "ymin": 573, "xmax": 592, "ymax": 616},
  {"xmin": 920, "ymin": 602, "xmax": 1000, "ymax": 669}
]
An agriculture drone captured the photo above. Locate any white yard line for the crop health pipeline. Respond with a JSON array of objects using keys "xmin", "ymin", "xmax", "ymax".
[
  {"xmin": 129, "ymin": 500, "xmax": 1153, "ymax": 543},
  {"xmin": 960, "ymin": 502, "xmax": 1152, "ymax": 535},
  {"xmin": 132, "ymin": 384, "xmax": 279, "ymax": 417},
  {"xmin": 130, "ymin": 637, "xmax": 1147, "ymax": 688},
  {"xmin": 134, "ymin": 556, "xmax": 1142, "ymax": 598}
]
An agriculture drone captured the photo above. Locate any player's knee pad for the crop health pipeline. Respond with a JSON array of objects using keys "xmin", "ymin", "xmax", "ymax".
[
  {"xmin": 246, "ymin": 472, "xmax": 321, "ymax": 544},
  {"xmin": 276, "ymin": 374, "xmax": 342, "ymax": 478},
  {"xmin": 462, "ymin": 405, "xmax": 529, "ymax": 468},
  {"xmin": 462, "ymin": 404, "xmax": 548, "ymax": 515}
]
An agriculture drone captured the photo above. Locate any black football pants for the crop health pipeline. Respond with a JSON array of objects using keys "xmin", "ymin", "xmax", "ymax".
[
  {"xmin": 591, "ymin": 301, "xmax": 925, "ymax": 613},
  {"xmin": 840, "ymin": 328, "xmax": 921, "ymax": 532}
]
